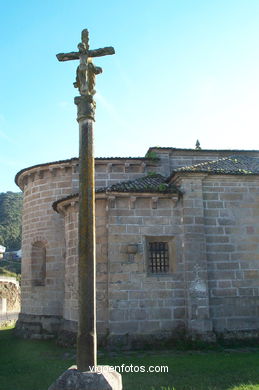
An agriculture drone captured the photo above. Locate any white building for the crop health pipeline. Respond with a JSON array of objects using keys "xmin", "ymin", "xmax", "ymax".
[{"xmin": 0, "ymin": 245, "xmax": 6, "ymax": 260}]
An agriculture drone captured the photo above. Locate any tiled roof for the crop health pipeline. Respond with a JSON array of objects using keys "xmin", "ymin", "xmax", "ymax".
[
  {"xmin": 148, "ymin": 146, "xmax": 259, "ymax": 153},
  {"xmin": 52, "ymin": 174, "xmax": 181, "ymax": 212},
  {"xmin": 52, "ymin": 193, "xmax": 78, "ymax": 212},
  {"xmin": 96, "ymin": 174, "xmax": 180, "ymax": 194},
  {"xmin": 95, "ymin": 156, "xmax": 150, "ymax": 160},
  {"xmin": 173, "ymin": 155, "xmax": 259, "ymax": 175}
]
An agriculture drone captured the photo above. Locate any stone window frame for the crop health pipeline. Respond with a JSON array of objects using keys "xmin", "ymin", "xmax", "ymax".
[
  {"xmin": 145, "ymin": 236, "xmax": 176, "ymax": 275},
  {"xmin": 31, "ymin": 240, "xmax": 47, "ymax": 287}
]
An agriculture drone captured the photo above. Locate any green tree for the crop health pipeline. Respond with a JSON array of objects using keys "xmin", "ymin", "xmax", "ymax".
[{"xmin": 0, "ymin": 192, "xmax": 22, "ymax": 251}]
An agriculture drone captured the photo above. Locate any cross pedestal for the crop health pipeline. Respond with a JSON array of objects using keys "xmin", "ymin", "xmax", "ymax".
[{"xmin": 48, "ymin": 366, "xmax": 122, "ymax": 390}]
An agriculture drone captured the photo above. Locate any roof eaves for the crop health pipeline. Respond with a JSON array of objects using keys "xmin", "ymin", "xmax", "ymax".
[
  {"xmin": 53, "ymin": 177, "xmax": 182, "ymax": 212},
  {"xmin": 15, "ymin": 156, "xmax": 159, "ymax": 187},
  {"xmin": 147, "ymin": 146, "xmax": 259, "ymax": 153},
  {"xmin": 15, "ymin": 157, "xmax": 79, "ymax": 186},
  {"xmin": 52, "ymin": 193, "xmax": 78, "ymax": 212}
]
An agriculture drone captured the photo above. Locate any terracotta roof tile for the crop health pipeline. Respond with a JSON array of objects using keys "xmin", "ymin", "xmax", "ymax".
[
  {"xmin": 96, "ymin": 174, "xmax": 180, "ymax": 194},
  {"xmin": 148, "ymin": 146, "xmax": 259, "ymax": 153},
  {"xmin": 174, "ymin": 155, "xmax": 259, "ymax": 175},
  {"xmin": 52, "ymin": 174, "xmax": 181, "ymax": 212}
]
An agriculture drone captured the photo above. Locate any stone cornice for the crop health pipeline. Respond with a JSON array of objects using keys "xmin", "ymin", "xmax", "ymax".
[
  {"xmin": 15, "ymin": 158, "xmax": 79, "ymax": 190},
  {"xmin": 53, "ymin": 191, "xmax": 179, "ymax": 214},
  {"xmin": 170, "ymin": 172, "xmax": 208, "ymax": 185},
  {"xmin": 15, "ymin": 157, "xmax": 156, "ymax": 190}
]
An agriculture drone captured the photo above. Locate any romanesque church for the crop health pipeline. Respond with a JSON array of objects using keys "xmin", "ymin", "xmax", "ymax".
[{"xmin": 15, "ymin": 145, "xmax": 259, "ymax": 346}]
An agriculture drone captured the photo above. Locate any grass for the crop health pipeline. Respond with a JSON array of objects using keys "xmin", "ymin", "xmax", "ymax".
[
  {"xmin": 0, "ymin": 259, "xmax": 21, "ymax": 280},
  {"xmin": 1, "ymin": 327, "xmax": 259, "ymax": 390}
]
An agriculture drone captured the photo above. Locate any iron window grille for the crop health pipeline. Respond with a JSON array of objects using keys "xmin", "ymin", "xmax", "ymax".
[{"xmin": 148, "ymin": 241, "xmax": 169, "ymax": 273}]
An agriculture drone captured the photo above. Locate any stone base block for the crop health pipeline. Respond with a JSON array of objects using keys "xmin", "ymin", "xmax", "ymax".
[
  {"xmin": 15, "ymin": 313, "xmax": 62, "ymax": 338},
  {"xmin": 48, "ymin": 366, "xmax": 122, "ymax": 390}
]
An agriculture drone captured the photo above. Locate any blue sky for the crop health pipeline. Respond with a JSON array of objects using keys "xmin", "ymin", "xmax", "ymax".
[{"xmin": 1, "ymin": 0, "xmax": 259, "ymax": 192}]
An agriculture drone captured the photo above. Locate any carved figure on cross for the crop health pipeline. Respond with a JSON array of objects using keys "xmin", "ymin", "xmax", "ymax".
[{"xmin": 56, "ymin": 29, "xmax": 115, "ymax": 96}]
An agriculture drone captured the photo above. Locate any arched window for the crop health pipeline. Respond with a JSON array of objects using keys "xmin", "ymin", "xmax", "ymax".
[{"xmin": 31, "ymin": 241, "xmax": 46, "ymax": 286}]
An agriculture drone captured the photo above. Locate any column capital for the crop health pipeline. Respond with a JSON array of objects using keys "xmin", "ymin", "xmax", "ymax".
[{"xmin": 74, "ymin": 95, "xmax": 96, "ymax": 122}]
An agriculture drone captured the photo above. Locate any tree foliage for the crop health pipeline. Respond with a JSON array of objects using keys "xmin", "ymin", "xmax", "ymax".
[{"xmin": 0, "ymin": 192, "xmax": 22, "ymax": 251}]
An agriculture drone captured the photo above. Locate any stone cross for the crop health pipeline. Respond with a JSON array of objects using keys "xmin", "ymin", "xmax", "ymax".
[
  {"xmin": 57, "ymin": 29, "xmax": 115, "ymax": 97},
  {"xmin": 56, "ymin": 29, "xmax": 115, "ymax": 373}
]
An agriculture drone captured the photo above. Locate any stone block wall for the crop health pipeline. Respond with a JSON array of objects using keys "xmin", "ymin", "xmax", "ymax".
[
  {"xmin": 71, "ymin": 158, "xmax": 160, "ymax": 191},
  {"xmin": 62, "ymin": 204, "xmax": 79, "ymax": 328},
  {"xmin": 152, "ymin": 149, "xmax": 227, "ymax": 176},
  {"xmin": 55, "ymin": 192, "xmax": 185, "ymax": 344},
  {"xmin": 151, "ymin": 148, "xmax": 259, "ymax": 176},
  {"xmin": 16, "ymin": 162, "xmax": 74, "ymax": 333},
  {"xmin": 61, "ymin": 197, "xmax": 109, "ymax": 337},
  {"xmin": 178, "ymin": 176, "xmax": 213, "ymax": 336},
  {"xmin": 15, "ymin": 152, "xmax": 259, "ymax": 343},
  {"xmin": 107, "ymin": 194, "xmax": 184, "ymax": 342},
  {"xmin": 16, "ymin": 157, "xmax": 158, "ymax": 336},
  {"xmin": 0, "ymin": 277, "xmax": 20, "ymax": 313},
  {"xmin": 203, "ymin": 176, "xmax": 259, "ymax": 334}
]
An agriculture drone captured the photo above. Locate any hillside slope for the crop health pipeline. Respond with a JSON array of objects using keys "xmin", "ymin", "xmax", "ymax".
[{"xmin": 0, "ymin": 192, "xmax": 22, "ymax": 251}]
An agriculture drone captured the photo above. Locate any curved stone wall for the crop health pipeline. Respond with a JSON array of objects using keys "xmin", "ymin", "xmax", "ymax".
[
  {"xmin": 16, "ymin": 160, "xmax": 77, "ymax": 334},
  {"xmin": 15, "ymin": 155, "xmax": 168, "ymax": 340}
]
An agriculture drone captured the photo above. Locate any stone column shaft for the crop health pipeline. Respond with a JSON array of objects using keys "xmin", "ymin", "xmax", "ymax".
[{"xmin": 75, "ymin": 96, "xmax": 97, "ymax": 371}]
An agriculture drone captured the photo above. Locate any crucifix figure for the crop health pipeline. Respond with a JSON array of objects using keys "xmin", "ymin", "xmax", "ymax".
[
  {"xmin": 56, "ymin": 29, "xmax": 115, "ymax": 372},
  {"xmin": 57, "ymin": 29, "xmax": 114, "ymax": 98}
]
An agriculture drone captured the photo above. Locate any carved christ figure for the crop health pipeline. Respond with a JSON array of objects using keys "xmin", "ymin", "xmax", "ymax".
[
  {"xmin": 56, "ymin": 28, "xmax": 114, "ymax": 97},
  {"xmin": 74, "ymin": 43, "xmax": 102, "ymax": 96}
]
